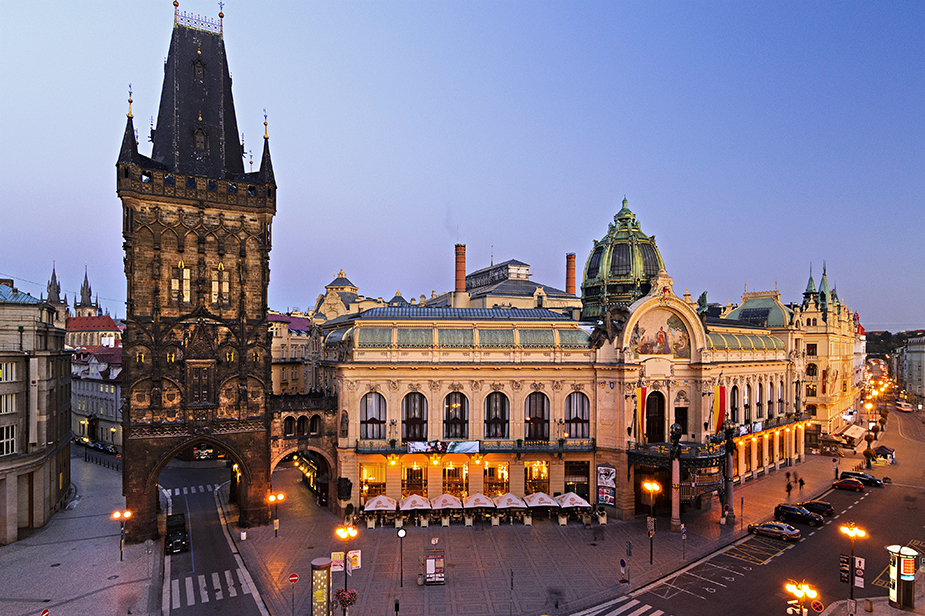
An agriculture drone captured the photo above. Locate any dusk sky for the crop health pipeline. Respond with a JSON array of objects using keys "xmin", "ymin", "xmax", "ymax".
[{"xmin": 1, "ymin": 1, "xmax": 922, "ymax": 332}]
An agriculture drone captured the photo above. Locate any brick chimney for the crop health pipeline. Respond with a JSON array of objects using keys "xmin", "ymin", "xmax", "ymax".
[
  {"xmin": 566, "ymin": 253, "xmax": 576, "ymax": 295},
  {"xmin": 455, "ymin": 244, "xmax": 466, "ymax": 293}
]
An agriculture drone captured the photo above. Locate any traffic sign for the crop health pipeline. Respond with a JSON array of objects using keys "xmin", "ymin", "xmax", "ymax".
[
  {"xmin": 620, "ymin": 559, "xmax": 626, "ymax": 568},
  {"xmin": 288, "ymin": 573, "xmax": 299, "ymax": 584},
  {"xmin": 41, "ymin": 610, "xmax": 49, "ymax": 616},
  {"xmin": 854, "ymin": 556, "xmax": 866, "ymax": 588},
  {"xmin": 811, "ymin": 600, "xmax": 824, "ymax": 612},
  {"xmin": 647, "ymin": 516, "xmax": 655, "ymax": 532}
]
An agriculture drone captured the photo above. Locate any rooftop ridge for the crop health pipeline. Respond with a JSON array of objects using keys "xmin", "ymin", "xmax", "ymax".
[
  {"xmin": 741, "ymin": 290, "xmax": 780, "ymax": 301},
  {"xmin": 176, "ymin": 10, "xmax": 221, "ymax": 34}
]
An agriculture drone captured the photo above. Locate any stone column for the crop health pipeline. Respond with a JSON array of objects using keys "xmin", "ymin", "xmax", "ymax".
[{"xmin": 670, "ymin": 457, "xmax": 682, "ymax": 532}]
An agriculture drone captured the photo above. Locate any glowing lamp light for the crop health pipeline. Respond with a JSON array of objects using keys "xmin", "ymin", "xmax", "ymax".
[{"xmin": 112, "ymin": 510, "xmax": 131, "ymax": 520}]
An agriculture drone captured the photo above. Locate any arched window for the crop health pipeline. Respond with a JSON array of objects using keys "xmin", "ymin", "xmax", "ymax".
[
  {"xmin": 283, "ymin": 416, "xmax": 295, "ymax": 436},
  {"xmin": 730, "ymin": 386, "xmax": 739, "ymax": 423},
  {"xmin": 484, "ymin": 392, "xmax": 509, "ymax": 439},
  {"xmin": 360, "ymin": 392, "xmax": 386, "ymax": 440},
  {"xmin": 525, "ymin": 392, "xmax": 549, "ymax": 441},
  {"xmin": 767, "ymin": 383, "xmax": 774, "ymax": 419},
  {"xmin": 309, "ymin": 414, "xmax": 321, "ymax": 435},
  {"xmin": 444, "ymin": 392, "xmax": 468, "ymax": 439},
  {"xmin": 756, "ymin": 383, "xmax": 763, "ymax": 418},
  {"xmin": 744, "ymin": 384, "xmax": 752, "ymax": 422},
  {"xmin": 806, "ymin": 364, "xmax": 818, "ymax": 377},
  {"xmin": 296, "ymin": 415, "xmax": 308, "ymax": 436},
  {"xmin": 586, "ymin": 246, "xmax": 604, "ymax": 278},
  {"xmin": 779, "ymin": 380, "xmax": 785, "ymax": 415},
  {"xmin": 402, "ymin": 392, "xmax": 427, "ymax": 441},
  {"xmin": 564, "ymin": 391, "xmax": 590, "ymax": 438}
]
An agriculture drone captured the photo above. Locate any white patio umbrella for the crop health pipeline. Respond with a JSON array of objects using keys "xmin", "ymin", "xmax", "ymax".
[
  {"xmin": 463, "ymin": 493, "xmax": 495, "ymax": 509},
  {"xmin": 492, "ymin": 493, "xmax": 527, "ymax": 509},
  {"xmin": 523, "ymin": 492, "xmax": 559, "ymax": 508},
  {"xmin": 363, "ymin": 495, "xmax": 397, "ymax": 511},
  {"xmin": 430, "ymin": 493, "xmax": 463, "ymax": 510},
  {"xmin": 555, "ymin": 492, "xmax": 592, "ymax": 508},
  {"xmin": 399, "ymin": 494, "xmax": 432, "ymax": 511}
]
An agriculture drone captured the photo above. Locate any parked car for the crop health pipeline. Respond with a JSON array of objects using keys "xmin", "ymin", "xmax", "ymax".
[
  {"xmin": 796, "ymin": 500, "xmax": 835, "ymax": 517},
  {"xmin": 833, "ymin": 477, "xmax": 865, "ymax": 492},
  {"xmin": 103, "ymin": 445, "xmax": 118, "ymax": 455},
  {"xmin": 774, "ymin": 504, "xmax": 824, "ymax": 527},
  {"xmin": 747, "ymin": 521, "xmax": 802, "ymax": 541},
  {"xmin": 839, "ymin": 471, "xmax": 883, "ymax": 487}
]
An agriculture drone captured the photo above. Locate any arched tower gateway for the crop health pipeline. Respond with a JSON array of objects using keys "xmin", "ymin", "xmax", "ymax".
[
  {"xmin": 116, "ymin": 6, "xmax": 276, "ymax": 542},
  {"xmin": 580, "ymin": 198, "xmax": 665, "ymax": 320}
]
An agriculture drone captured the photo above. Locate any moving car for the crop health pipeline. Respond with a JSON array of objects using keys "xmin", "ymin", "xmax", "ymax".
[
  {"xmin": 165, "ymin": 513, "xmax": 190, "ymax": 554},
  {"xmin": 833, "ymin": 477, "xmax": 865, "ymax": 492},
  {"xmin": 747, "ymin": 521, "xmax": 802, "ymax": 541},
  {"xmin": 839, "ymin": 471, "xmax": 883, "ymax": 487},
  {"xmin": 796, "ymin": 500, "xmax": 835, "ymax": 517},
  {"xmin": 774, "ymin": 504, "xmax": 824, "ymax": 527}
]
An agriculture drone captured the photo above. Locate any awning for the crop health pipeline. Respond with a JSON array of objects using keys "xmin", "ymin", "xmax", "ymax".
[{"xmin": 842, "ymin": 424, "xmax": 867, "ymax": 441}]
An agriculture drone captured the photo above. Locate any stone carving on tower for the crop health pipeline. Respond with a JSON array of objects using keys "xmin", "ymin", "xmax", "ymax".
[{"xmin": 116, "ymin": 5, "xmax": 276, "ymax": 542}]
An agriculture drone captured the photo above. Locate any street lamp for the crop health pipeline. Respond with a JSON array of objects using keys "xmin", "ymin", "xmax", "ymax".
[
  {"xmin": 111, "ymin": 509, "xmax": 131, "ymax": 561},
  {"xmin": 268, "ymin": 492, "xmax": 284, "ymax": 538},
  {"xmin": 785, "ymin": 580, "xmax": 817, "ymax": 616},
  {"xmin": 840, "ymin": 522, "xmax": 866, "ymax": 600},
  {"xmin": 643, "ymin": 480, "xmax": 661, "ymax": 565},
  {"xmin": 397, "ymin": 527, "xmax": 406, "ymax": 588},
  {"xmin": 336, "ymin": 525, "xmax": 358, "ymax": 592}
]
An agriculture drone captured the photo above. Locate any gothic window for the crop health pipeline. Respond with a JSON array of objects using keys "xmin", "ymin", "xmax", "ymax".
[
  {"xmin": 189, "ymin": 366, "xmax": 212, "ymax": 404},
  {"xmin": 443, "ymin": 392, "xmax": 468, "ymax": 439},
  {"xmin": 211, "ymin": 266, "xmax": 230, "ymax": 305},
  {"xmin": 564, "ymin": 391, "xmax": 590, "ymax": 439},
  {"xmin": 360, "ymin": 392, "xmax": 386, "ymax": 440},
  {"xmin": 283, "ymin": 416, "xmax": 294, "ymax": 436},
  {"xmin": 525, "ymin": 392, "xmax": 549, "ymax": 441},
  {"xmin": 402, "ymin": 392, "xmax": 427, "ymax": 441},
  {"xmin": 171, "ymin": 265, "xmax": 191, "ymax": 304},
  {"xmin": 484, "ymin": 392, "xmax": 509, "ymax": 439},
  {"xmin": 296, "ymin": 416, "xmax": 308, "ymax": 436},
  {"xmin": 309, "ymin": 414, "xmax": 321, "ymax": 435}
]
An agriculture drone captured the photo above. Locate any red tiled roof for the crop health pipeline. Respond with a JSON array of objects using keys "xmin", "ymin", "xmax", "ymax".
[{"xmin": 66, "ymin": 315, "xmax": 121, "ymax": 332}]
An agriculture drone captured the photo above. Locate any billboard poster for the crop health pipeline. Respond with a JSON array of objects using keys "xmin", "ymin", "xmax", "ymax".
[
  {"xmin": 597, "ymin": 465, "xmax": 616, "ymax": 488},
  {"xmin": 598, "ymin": 487, "xmax": 615, "ymax": 506},
  {"xmin": 407, "ymin": 441, "xmax": 479, "ymax": 454}
]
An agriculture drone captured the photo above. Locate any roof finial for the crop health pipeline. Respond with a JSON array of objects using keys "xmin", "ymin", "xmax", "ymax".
[
  {"xmin": 263, "ymin": 108, "xmax": 268, "ymax": 139},
  {"xmin": 218, "ymin": 1, "xmax": 224, "ymax": 33},
  {"xmin": 174, "ymin": 1, "xmax": 179, "ymax": 24},
  {"xmin": 248, "ymin": 149, "xmax": 254, "ymax": 171},
  {"xmin": 127, "ymin": 83, "xmax": 133, "ymax": 118}
]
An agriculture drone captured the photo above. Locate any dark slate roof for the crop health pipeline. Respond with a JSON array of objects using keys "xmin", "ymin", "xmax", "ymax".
[
  {"xmin": 466, "ymin": 259, "xmax": 530, "ymax": 278},
  {"xmin": 150, "ymin": 23, "xmax": 244, "ymax": 178},
  {"xmin": 0, "ymin": 285, "xmax": 40, "ymax": 304},
  {"xmin": 328, "ymin": 275, "xmax": 356, "ymax": 288},
  {"xmin": 704, "ymin": 316, "xmax": 768, "ymax": 331},
  {"xmin": 468, "ymin": 278, "xmax": 573, "ymax": 299},
  {"xmin": 388, "ymin": 293, "xmax": 409, "ymax": 305},
  {"xmin": 350, "ymin": 307, "xmax": 574, "ymax": 321}
]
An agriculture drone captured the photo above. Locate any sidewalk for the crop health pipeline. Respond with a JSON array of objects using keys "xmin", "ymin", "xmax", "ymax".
[
  {"xmin": 0, "ymin": 451, "xmax": 161, "ymax": 616},
  {"xmin": 227, "ymin": 449, "xmax": 907, "ymax": 616}
]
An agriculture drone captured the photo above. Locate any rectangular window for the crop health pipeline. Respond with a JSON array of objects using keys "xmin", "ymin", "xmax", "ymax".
[
  {"xmin": 806, "ymin": 384, "xmax": 817, "ymax": 398},
  {"xmin": 0, "ymin": 393, "xmax": 15, "ymax": 414},
  {"xmin": 524, "ymin": 461, "xmax": 549, "ymax": 494},
  {"xmin": 0, "ymin": 362, "xmax": 16, "ymax": 382},
  {"xmin": 442, "ymin": 462, "xmax": 468, "ymax": 497},
  {"xmin": 0, "ymin": 425, "xmax": 15, "ymax": 456},
  {"xmin": 172, "ymin": 267, "xmax": 191, "ymax": 304},
  {"xmin": 360, "ymin": 463, "xmax": 386, "ymax": 504},
  {"xmin": 806, "ymin": 344, "xmax": 817, "ymax": 357},
  {"xmin": 483, "ymin": 462, "xmax": 509, "ymax": 497},
  {"xmin": 211, "ymin": 268, "xmax": 230, "ymax": 305}
]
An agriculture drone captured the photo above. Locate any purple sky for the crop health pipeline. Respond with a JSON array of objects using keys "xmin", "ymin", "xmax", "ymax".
[{"xmin": 1, "ymin": 1, "xmax": 922, "ymax": 331}]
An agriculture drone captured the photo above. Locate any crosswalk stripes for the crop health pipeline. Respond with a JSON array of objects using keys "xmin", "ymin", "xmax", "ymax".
[
  {"xmin": 572, "ymin": 596, "xmax": 671, "ymax": 616},
  {"xmin": 170, "ymin": 568, "xmax": 251, "ymax": 609},
  {"xmin": 172, "ymin": 484, "xmax": 219, "ymax": 496}
]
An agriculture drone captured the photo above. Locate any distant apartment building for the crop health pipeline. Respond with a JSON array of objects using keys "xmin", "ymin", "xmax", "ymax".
[
  {"xmin": 0, "ymin": 279, "xmax": 72, "ymax": 545},
  {"xmin": 71, "ymin": 345, "xmax": 123, "ymax": 450},
  {"xmin": 900, "ymin": 336, "xmax": 924, "ymax": 409}
]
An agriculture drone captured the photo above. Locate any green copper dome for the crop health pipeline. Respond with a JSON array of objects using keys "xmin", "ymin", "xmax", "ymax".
[{"xmin": 580, "ymin": 198, "xmax": 665, "ymax": 320}]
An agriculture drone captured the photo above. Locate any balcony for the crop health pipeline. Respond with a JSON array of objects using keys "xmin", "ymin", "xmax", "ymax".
[{"xmin": 354, "ymin": 438, "xmax": 596, "ymax": 455}]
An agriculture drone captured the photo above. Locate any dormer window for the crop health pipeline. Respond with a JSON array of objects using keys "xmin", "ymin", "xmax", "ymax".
[
  {"xmin": 194, "ymin": 128, "xmax": 206, "ymax": 150},
  {"xmin": 193, "ymin": 59, "xmax": 205, "ymax": 80}
]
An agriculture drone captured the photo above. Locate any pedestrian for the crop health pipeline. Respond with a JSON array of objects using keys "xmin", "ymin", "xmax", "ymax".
[
  {"xmin": 833, "ymin": 458, "xmax": 839, "ymax": 479},
  {"xmin": 792, "ymin": 471, "xmax": 799, "ymax": 484},
  {"xmin": 798, "ymin": 478, "xmax": 805, "ymax": 492},
  {"xmin": 786, "ymin": 482, "xmax": 793, "ymax": 497},
  {"xmin": 786, "ymin": 471, "xmax": 791, "ymax": 483}
]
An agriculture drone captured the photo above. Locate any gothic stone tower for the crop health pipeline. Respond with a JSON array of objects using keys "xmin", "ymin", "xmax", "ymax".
[{"xmin": 116, "ymin": 6, "xmax": 275, "ymax": 542}]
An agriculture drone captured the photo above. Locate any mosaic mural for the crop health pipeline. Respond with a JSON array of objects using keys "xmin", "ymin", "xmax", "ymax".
[{"xmin": 629, "ymin": 309, "xmax": 691, "ymax": 359}]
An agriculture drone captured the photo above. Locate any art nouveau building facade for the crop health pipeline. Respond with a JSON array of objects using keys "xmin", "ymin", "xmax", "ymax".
[{"xmin": 315, "ymin": 203, "xmax": 822, "ymax": 522}]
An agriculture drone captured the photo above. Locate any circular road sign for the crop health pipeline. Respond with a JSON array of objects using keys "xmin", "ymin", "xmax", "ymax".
[
  {"xmin": 42, "ymin": 610, "xmax": 50, "ymax": 616},
  {"xmin": 620, "ymin": 559, "xmax": 626, "ymax": 568},
  {"xmin": 288, "ymin": 573, "xmax": 299, "ymax": 584},
  {"xmin": 811, "ymin": 600, "xmax": 824, "ymax": 612}
]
